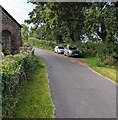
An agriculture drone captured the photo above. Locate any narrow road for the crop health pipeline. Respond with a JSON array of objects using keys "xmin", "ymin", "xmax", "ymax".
[{"xmin": 35, "ymin": 48, "xmax": 116, "ymax": 118}]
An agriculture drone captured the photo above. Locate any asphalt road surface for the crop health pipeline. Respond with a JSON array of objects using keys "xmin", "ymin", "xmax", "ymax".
[{"xmin": 35, "ymin": 48, "xmax": 116, "ymax": 118}]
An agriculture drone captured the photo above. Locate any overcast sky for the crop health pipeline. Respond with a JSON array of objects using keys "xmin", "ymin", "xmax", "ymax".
[{"xmin": 0, "ymin": 0, "xmax": 35, "ymax": 24}]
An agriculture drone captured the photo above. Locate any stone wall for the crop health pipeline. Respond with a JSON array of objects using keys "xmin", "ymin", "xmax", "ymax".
[
  {"xmin": 0, "ymin": 6, "xmax": 2, "ymax": 51},
  {"xmin": 0, "ymin": 6, "xmax": 22, "ymax": 54}
]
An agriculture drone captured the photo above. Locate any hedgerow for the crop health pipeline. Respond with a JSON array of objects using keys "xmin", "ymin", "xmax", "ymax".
[
  {"xmin": 82, "ymin": 41, "xmax": 116, "ymax": 66},
  {"xmin": 1, "ymin": 44, "xmax": 40, "ymax": 118},
  {"xmin": 71, "ymin": 41, "xmax": 116, "ymax": 66},
  {"xmin": 29, "ymin": 37, "xmax": 57, "ymax": 50},
  {"xmin": 29, "ymin": 37, "xmax": 116, "ymax": 67}
]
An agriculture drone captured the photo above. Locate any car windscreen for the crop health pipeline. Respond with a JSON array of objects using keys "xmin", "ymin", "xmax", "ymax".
[
  {"xmin": 58, "ymin": 47, "xmax": 64, "ymax": 49},
  {"xmin": 69, "ymin": 47, "xmax": 77, "ymax": 50}
]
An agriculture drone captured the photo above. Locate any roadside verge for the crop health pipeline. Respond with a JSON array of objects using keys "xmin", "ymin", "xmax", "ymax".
[
  {"xmin": 80, "ymin": 57, "xmax": 117, "ymax": 84},
  {"xmin": 13, "ymin": 57, "xmax": 54, "ymax": 118}
]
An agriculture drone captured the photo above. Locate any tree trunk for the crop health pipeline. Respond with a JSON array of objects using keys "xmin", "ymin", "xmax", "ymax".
[{"xmin": 98, "ymin": 24, "xmax": 107, "ymax": 43}]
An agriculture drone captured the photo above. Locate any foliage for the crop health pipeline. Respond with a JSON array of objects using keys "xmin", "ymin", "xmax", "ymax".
[
  {"xmin": 26, "ymin": 2, "xmax": 117, "ymax": 43},
  {"xmin": 21, "ymin": 55, "xmax": 40, "ymax": 80},
  {"xmin": 29, "ymin": 37, "xmax": 116, "ymax": 66},
  {"xmin": 21, "ymin": 24, "xmax": 29, "ymax": 43},
  {"xmin": 1, "ymin": 54, "xmax": 40, "ymax": 118},
  {"xmin": 13, "ymin": 58, "xmax": 54, "ymax": 118},
  {"xmin": 29, "ymin": 37, "xmax": 57, "ymax": 50},
  {"xmin": 80, "ymin": 57, "xmax": 116, "ymax": 82},
  {"xmin": 25, "ymin": 2, "xmax": 117, "ymax": 66},
  {"xmin": 80, "ymin": 41, "xmax": 116, "ymax": 66},
  {"xmin": 25, "ymin": 2, "xmax": 90, "ymax": 43},
  {"xmin": 84, "ymin": 3, "xmax": 118, "ymax": 43}
]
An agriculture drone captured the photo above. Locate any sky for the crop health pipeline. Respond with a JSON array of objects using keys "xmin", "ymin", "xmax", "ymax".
[{"xmin": 0, "ymin": 0, "xmax": 35, "ymax": 25}]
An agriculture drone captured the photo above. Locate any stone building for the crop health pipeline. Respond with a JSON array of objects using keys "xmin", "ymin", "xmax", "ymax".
[{"xmin": 0, "ymin": 5, "xmax": 22, "ymax": 55}]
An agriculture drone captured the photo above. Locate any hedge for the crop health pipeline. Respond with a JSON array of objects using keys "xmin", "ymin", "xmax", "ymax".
[{"xmin": 1, "ymin": 53, "xmax": 40, "ymax": 118}]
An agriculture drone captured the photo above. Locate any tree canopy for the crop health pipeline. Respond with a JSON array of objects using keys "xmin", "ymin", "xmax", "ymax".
[{"xmin": 25, "ymin": 2, "xmax": 118, "ymax": 44}]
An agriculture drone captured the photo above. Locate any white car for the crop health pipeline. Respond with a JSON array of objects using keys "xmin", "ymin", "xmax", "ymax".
[
  {"xmin": 64, "ymin": 45, "xmax": 81, "ymax": 57},
  {"xmin": 54, "ymin": 46, "xmax": 64, "ymax": 54}
]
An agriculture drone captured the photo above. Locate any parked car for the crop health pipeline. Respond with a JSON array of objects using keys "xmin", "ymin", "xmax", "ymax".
[
  {"xmin": 54, "ymin": 46, "xmax": 64, "ymax": 54},
  {"xmin": 64, "ymin": 45, "xmax": 81, "ymax": 57}
]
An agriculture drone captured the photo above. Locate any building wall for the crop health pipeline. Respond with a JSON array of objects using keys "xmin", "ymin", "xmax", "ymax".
[
  {"xmin": 0, "ymin": 6, "xmax": 2, "ymax": 51},
  {"xmin": 0, "ymin": 6, "xmax": 22, "ymax": 54}
]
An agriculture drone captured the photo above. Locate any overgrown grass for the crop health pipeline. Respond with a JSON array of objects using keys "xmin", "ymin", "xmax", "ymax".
[
  {"xmin": 80, "ymin": 57, "xmax": 116, "ymax": 83},
  {"xmin": 13, "ymin": 57, "xmax": 54, "ymax": 118}
]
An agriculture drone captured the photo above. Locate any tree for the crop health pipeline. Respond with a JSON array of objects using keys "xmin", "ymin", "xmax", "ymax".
[
  {"xmin": 84, "ymin": 2, "xmax": 118, "ymax": 43},
  {"xmin": 25, "ymin": 2, "xmax": 89, "ymax": 43},
  {"xmin": 25, "ymin": 2, "xmax": 117, "ymax": 44}
]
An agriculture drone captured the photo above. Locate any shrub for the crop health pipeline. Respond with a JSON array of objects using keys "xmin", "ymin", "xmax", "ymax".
[
  {"xmin": 21, "ymin": 55, "xmax": 40, "ymax": 80},
  {"xmin": 2, "ymin": 55, "xmax": 23, "ymax": 117},
  {"xmin": 2, "ymin": 54, "xmax": 40, "ymax": 118},
  {"xmin": 29, "ymin": 37, "xmax": 57, "ymax": 50},
  {"xmin": 81, "ymin": 41, "xmax": 116, "ymax": 66},
  {"xmin": 103, "ymin": 56, "xmax": 116, "ymax": 66}
]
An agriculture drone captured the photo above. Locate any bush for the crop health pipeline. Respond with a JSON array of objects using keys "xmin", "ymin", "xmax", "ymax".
[
  {"xmin": 29, "ymin": 37, "xmax": 57, "ymax": 50},
  {"xmin": 81, "ymin": 41, "xmax": 116, "ymax": 66},
  {"xmin": 21, "ymin": 55, "xmax": 40, "ymax": 80},
  {"xmin": 2, "ymin": 55, "xmax": 23, "ymax": 117},
  {"xmin": 103, "ymin": 56, "xmax": 116, "ymax": 66},
  {"xmin": 2, "ymin": 54, "xmax": 40, "ymax": 118}
]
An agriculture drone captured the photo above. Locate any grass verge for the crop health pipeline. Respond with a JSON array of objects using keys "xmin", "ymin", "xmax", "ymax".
[
  {"xmin": 13, "ymin": 57, "xmax": 54, "ymax": 118},
  {"xmin": 80, "ymin": 57, "xmax": 116, "ymax": 83}
]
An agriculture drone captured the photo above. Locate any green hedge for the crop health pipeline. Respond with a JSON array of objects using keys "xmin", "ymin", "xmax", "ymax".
[
  {"xmin": 29, "ymin": 37, "xmax": 116, "ymax": 66},
  {"xmin": 1, "ymin": 54, "xmax": 40, "ymax": 118},
  {"xmin": 71, "ymin": 41, "xmax": 116, "ymax": 66},
  {"xmin": 29, "ymin": 37, "xmax": 57, "ymax": 50}
]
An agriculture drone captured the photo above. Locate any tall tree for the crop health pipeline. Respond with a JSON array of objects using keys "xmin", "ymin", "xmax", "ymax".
[
  {"xmin": 84, "ymin": 2, "xmax": 118, "ymax": 43},
  {"xmin": 25, "ymin": 2, "xmax": 89, "ymax": 43}
]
